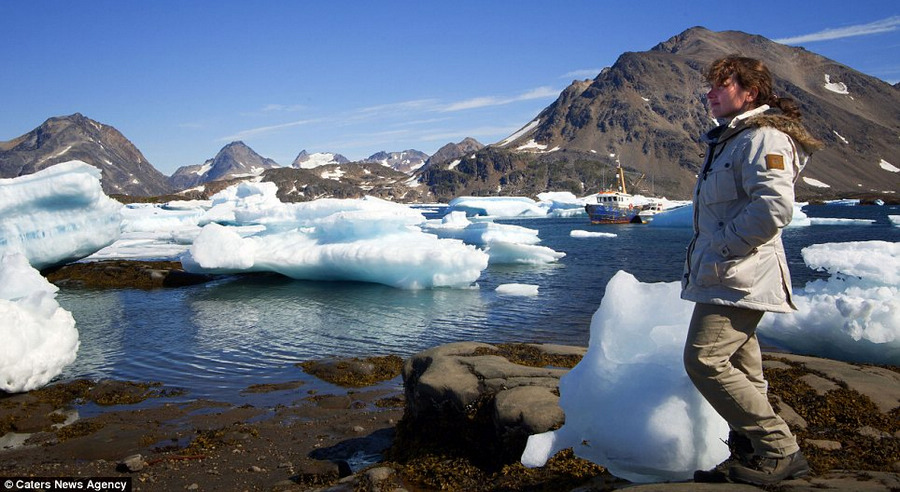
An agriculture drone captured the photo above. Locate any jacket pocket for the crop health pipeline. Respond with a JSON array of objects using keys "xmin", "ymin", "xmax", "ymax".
[
  {"xmin": 717, "ymin": 254, "xmax": 758, "ymax": 293},
  {"xmin": 695, "ymin": 249, "xmax": 758, "ymax": 294},
  {"xmin": 700, "ymin": 163, "xmax": 738, "ymax": 204}
]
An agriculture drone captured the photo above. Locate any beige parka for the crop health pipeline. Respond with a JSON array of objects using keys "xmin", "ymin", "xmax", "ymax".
[{"xmin": 681, "ymin": 105, "xmax": 822, "ymax": 313}]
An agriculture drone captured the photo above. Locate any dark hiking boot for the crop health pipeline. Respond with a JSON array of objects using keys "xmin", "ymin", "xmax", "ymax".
[
  {"xmin": 693, "ymin": 431, "xmax": 754, "ymax": 483},
  {"xmin": 728, "ymin": 450, "xmax": 810, "ymax": 486}
]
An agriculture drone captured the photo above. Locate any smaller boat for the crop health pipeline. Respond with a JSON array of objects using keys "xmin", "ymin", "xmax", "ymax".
[
  {"xmin": 585, "ymin": 165, "xmax": 640, "ymax": 224},
  {"xmin": 635, "ymin": 201, "xmax": 666, "ymax": 223}
]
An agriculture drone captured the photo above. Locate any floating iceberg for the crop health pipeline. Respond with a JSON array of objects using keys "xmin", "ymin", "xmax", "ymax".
[
  {"xmin": 181, "ymin": 185, "xmax": 492, "ymax": 289},
  {"xmin": 421, "ymin": 211, "xmax": 565, "ymax": 265},
  {"xmin": 496, "ymin": 283, "xmax": 539, "ymax": 296},
  {"xmin": 759, "ymin": 241, "xmax": 899, "ymax": 364},
  {"xmin": 445, "ymin": 196, "xmax": 548, "ymax": 217},
  {"xmin": 0, "ymin": 161, "xmax": 123, "ymax": 269}
]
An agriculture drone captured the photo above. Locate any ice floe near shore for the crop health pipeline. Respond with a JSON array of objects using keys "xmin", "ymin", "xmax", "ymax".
[{"xmin": 0, "ymin": 161, "xmax": 122, "ymax": 270}]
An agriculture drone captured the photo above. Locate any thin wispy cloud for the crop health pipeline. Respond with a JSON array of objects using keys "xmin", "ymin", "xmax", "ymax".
[
  {"xmin": 440, "ymin": 86, "xmax": 559, "ymax": 112},
  {"xmin": 356, "ymin": 99, "xmax": 442, "ymax": 116},
  {"xmin": 220, "ymin": 86, "xmax": 560, "ymax": 148},
  {"xmin": 774, "ymin": 16, "xmax": 900, "ymax": 44},
  {"xmin": 419, "ymin": 124, "xmax": 523, "ymax": 143},
  {"xmin": 260, "ymin": 104, "xmax": 306, "ymax": 113},
  {"xmin": 319, "ymin": 130, "xmax": 413, "ymax": 152},
  {"xmin": 518, "ymin": 86, "xmax": 561, "ymax": 100},
  {"xmin": 561, "ymin": 69, "xmax": 602, "ymax": 79},
  {"xmin": 389, "ymin": 116, "xmax": 454, "ymax": 128},
  {"xmin": 219, "ymin": 118, "xmax": 319, "ymax": 142}
]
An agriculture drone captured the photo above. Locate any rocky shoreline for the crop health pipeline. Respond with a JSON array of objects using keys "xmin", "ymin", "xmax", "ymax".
[{"xmin": 1, "ymin": 340, "xmax": 898, "ymax": 491}]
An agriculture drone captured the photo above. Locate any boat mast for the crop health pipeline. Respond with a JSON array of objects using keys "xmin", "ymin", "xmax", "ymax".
[{"xmin": 616, "ymin": 158, "xmax": 627, "ymax": 194}]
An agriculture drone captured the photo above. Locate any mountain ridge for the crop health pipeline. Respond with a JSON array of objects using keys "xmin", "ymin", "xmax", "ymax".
[
  {"xmin": 2, "ymin": 27, "xmax": 897, "ymax": 202},
  {"xmin": 0, "ymin": 113, "xmax": 172, "ymax": 196},
  {"xmin": 460, "ymin": 26, "xmax": 899, "ymax": 201}
]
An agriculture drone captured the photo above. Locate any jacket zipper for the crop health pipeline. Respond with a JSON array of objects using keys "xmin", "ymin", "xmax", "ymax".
[
  {"xmin": 684, "ymin": 142, "xmax": 717, "ymax": 288},
  {"xmin": 683, "ymin": 126, "xmax": 749, "ymax": 289}
]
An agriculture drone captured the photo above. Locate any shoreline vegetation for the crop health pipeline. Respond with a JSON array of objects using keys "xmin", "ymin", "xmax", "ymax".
[
  {"xmin": 3, "ymin": 262, "xmax": 899, "ymax": 491},
  {"xmin": 1, "ymin": 343, "xmax": 898, "ymax": 491}
]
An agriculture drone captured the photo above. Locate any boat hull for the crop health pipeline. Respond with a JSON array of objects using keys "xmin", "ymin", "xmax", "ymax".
[{"xmin": 585, "ymin": 204, "xmax": 640, "ymax": 224}]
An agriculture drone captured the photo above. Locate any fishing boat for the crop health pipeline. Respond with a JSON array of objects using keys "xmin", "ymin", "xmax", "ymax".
[{"xmin": 585, "ymin": 165, "xmax": 641, "ymax": 224}]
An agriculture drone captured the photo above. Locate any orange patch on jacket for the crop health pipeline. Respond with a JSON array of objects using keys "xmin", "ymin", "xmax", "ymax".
[{"xmin": 765, "ymin": 154, "xmax": 785, "ymax": 170}]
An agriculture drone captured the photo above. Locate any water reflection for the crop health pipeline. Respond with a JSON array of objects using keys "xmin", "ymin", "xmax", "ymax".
[
  {"xmin": 55, "ymin": 289, "xmax": 126, "ymax": 379},
  {"xmin": 53, "ymin": 274, "xmax": 492, "ymax": 399},
  {"xmin": 189, "ymin": 274, "xmax": 490, "ymax": 357}
]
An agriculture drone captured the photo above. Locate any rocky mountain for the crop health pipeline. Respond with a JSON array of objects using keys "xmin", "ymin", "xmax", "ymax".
[
  {"xmin": 422, "ymin": 27, "xmax": 899, "ymax": 202},
  {"xmin": 291, "ymin": 150, "xmax": 350, "ymax": 169},
  {"xmin": 424, "ymin": 138, "xmax": 485, "ymax": 169},
  {"xmin": 0, "ymin": 113, "xmax": 172, "ymax": 196},
  {"xmin": 260, "ymin": 163, "xmax": 427, "ymax": 202},
  {"xmin": 362, "ymin": 149, "xmax": 429, "ymax": 173},
  {"xmin": 168, "ymin": 141, "xmax": 280, "ymax": 190}
]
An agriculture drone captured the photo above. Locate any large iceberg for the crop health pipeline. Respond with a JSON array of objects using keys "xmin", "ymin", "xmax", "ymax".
[
  {"xmin": 90, "ymin": 182, "xmax": 567, "ymax": 285},
  {"xmin": 521, "ymin": 271, "xmax": 728, "ymax": 482},
  {"xmin": 180, "ymin": 183, "xmax": 492, "ymax": 289},
  {"xmin": 0, "ymin": 253, "xmax": 79, "ymax": 392},
  {"xmin": 0, "ymin": 161, "xmax": 123, "ymax": 270}
]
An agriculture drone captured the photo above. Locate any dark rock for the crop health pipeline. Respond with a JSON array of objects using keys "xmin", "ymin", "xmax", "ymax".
[
  {"xmin": 44, "ymin": 260, "xmax": 216, "ymax": 289},
  {"xmin": 298, "ymin": 355, "xmax": 404, "ymax": 388},
  {"xmin": 776, "ymin": 354, "xmax": 900, "ymax": 413},
  {"xmin": 401, "ymin": 342, "xmax": 583, "ymax": 466}
]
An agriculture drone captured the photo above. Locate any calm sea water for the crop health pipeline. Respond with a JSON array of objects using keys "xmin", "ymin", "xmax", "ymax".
[{"xmin": 55, "ymin": 204, "xmax": 898, "ymax": 404}]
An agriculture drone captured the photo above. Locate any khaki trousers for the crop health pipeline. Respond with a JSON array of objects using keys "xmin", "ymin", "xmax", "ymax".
[{"xmin": 683, "ymin": 303, "xmax": 799, "ymax": 458}]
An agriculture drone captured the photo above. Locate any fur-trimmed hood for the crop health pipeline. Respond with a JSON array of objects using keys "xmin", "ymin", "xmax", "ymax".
[
  {"xmin": 703, "ymin": 105, "xmax": 824, "ymax": 156},
  {"xmin": 746, "ymin": 113, "xmax": 824, "ymax": 154}
]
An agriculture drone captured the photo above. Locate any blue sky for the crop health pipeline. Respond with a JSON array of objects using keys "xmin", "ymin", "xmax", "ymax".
[{"xmin": 2, "ymin": 1, "xmax": 898, "ymax": 175}]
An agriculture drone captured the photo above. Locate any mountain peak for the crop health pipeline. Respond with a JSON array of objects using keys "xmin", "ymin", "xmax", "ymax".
[
  {"xmin": 291, "ymin": 150, "xmax": 350, "ymax": 169},
  {"xmin": 0, "ymin": 113, "xmax": 171, "ymax": 196},
  {"xmin": 424, "ymin": 138, "xmax": 484, "ymax": 169},
  {"xmin": 362, "ymin": 149, "xmax": 429, "ymax": 173},
  {"xmin": 169, "ymin": 141, "xmax": 280, "ymax": 189}
]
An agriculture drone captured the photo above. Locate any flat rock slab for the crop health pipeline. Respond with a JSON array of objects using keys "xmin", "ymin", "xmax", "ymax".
[{"xmin": 776, "ymin": 353, "xmax": 900, "ymax": 413}]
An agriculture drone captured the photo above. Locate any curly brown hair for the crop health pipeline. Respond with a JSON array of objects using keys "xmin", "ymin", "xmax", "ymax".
[{"xmin": 706, "ymin": 55, "xmax": 802, "ymax": 119}]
